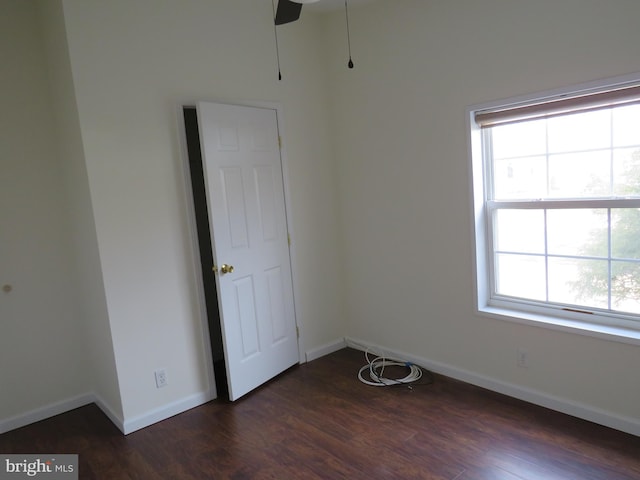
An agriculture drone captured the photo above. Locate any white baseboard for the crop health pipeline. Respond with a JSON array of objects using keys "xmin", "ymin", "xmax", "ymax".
[
  {"xmin": 305, "ymin": 337, "xmax": 347, "ymax": 362},
  {"xmin": 93, "ymin": 394, "xmax": 125, "ymax": 433},
  {"xmin": 1, "ymin": 389, "xmax": 216, "ymax": 436},
  {"xmin": 121, "ymin": 389, "xmax": 216, "ymax": 435},
  {"xmin": 0, "ymin": 393, "xmax": 94, "ymax": 435},
  {"xmin": 345, "ymin": 337, "xmax": 640, "ymax": 437}
]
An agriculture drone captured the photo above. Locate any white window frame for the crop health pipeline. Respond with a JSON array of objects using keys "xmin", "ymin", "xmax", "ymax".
[{"xmin": 468, "ymin": 73, "xmax": 640, "ymax": 345}]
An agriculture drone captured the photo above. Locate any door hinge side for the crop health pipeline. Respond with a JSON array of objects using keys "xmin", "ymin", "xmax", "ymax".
[
  {"xmin": 296, "ymin": 325, "xmax": 300, "ymax": 338},
  {"xmin": 287, "ymin": 232, "xmax": 292, "ymax": 246},
  {"xmin": 278, "ymin": 136, "xmax": 282, "ymax": 149}
]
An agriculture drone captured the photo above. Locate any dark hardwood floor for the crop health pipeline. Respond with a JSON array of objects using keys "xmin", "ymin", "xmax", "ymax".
[{"xmin": 1, "ymin": 348, "xmax": 639, "ymax": 479}]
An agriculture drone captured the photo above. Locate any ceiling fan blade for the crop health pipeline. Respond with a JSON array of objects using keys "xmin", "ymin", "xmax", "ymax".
[{"xmin": 275, "ymin": 0, "xmax": 303, "ymax": 25}]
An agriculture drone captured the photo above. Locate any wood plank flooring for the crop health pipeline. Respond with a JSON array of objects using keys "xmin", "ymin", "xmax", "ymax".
[{"xmin": 1, "ymin": 348, "xmax": 639, "ymax": 479}]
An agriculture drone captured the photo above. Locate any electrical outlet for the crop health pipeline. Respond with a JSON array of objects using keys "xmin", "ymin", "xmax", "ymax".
[
  {"xmin": 517, "ymin": 348, "xmax": 529, "ymax": 368},
  {"xmin": 155, "ymin": 369, "xmax": 168, "ymax": 388}
]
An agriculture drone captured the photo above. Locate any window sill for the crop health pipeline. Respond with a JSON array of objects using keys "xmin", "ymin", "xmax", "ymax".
[{"xmin": 478, "ymin": 305, "xmax": 640, "ymax": 346}]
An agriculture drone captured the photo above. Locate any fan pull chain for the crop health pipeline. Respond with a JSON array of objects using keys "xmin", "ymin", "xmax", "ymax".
[
  {"xmin": 345, "ymin": 0, "xmax": 354, "ymax": 69},
  {"xmin": 271, "ymin": 0, "xmax": 283, "ymax": 80}
]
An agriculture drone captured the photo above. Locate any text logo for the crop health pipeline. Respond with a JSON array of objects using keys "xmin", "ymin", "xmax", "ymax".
[{"xmin": 0, "ymin": 455, "xmax": 78, "ymax": 480}]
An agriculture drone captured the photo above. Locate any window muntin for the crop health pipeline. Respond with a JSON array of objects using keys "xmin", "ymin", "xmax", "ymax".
[{"xmin": 479, "ymin": 89, "xmax": 640, "ymax": 324}]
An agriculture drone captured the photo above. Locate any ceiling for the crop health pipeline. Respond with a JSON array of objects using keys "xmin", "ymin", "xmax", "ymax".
[{"xmin": 303, "ymin": 0, "xmax": 376, "ymax": 13}]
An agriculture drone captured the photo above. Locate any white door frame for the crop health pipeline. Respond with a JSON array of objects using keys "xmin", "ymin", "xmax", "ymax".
[{"xmin": 176, "ymin": 99, "xmax": 304, "ymax": 398}]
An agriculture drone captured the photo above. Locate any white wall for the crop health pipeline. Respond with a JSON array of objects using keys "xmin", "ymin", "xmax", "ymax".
[
  {"xmin": 326, "ymin": 0, "xmax": 640, "ymax": 425},
  {"xmin": 37, "ymin": 0, "xmax": 123, "ymax": 422},
  {"xmin": 59, "ymin": 0, "xmax": 345, "ymax": 424},
  {"xmin": 0, "ymin": 0, "xmax": 91, "ymax": 423}
]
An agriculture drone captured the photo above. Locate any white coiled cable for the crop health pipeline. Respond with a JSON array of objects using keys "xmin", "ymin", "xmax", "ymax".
[{"xmin": 357, "ymin": 350, "xmax": 423, "ymax": 387}]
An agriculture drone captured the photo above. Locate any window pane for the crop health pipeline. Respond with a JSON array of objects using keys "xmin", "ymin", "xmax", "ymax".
[
  {"xmin": 494, "ymin": 156, "xmax": 547, "ymax": 199},
  {"xmin": 550, "ymin": 257, "xmax": 608, "ymax": 309},
  {"xmin": 613, "ymin": 147, "xmax": 640, "ymax": 196},
  {"xmin": 613, "ymin": 104, "xmax": 640, "ymax": 147},
  {"xmin": 548, "ymin": 150, "xmax": 611, "ymax": 197},
  {"xmin": 492, "ymin": 120, "xmax": 546, "ymax": 159},
  {"xmin": 479, "ymin": 87, "xmax": 640, "ymax": 324},
  {"xmin": 611, "ymin": 208, "xmax": 640, "ymax": 260},
  {"xmin": 547, "ymin": 109, "xmax": 611, "ymax": 153},
  {"xmin": 495, "ymin": 209, "xmax": 545, "ymax": 254},
  {"xmin": 495, "ymin": 253, "xmax": 546, "ymax": 300},
  {"xmin": 547, "ymin": 209, "xmax": 608, "ymax": 257},
  {"xmin": 612, "ymin": 260, "xmax": 640, "ymax": 314}
]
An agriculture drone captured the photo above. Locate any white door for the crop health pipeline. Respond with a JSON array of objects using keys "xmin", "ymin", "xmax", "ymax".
[{"xmin": 197, "ymin": 102, "xmax": 298, "ymax": 401}]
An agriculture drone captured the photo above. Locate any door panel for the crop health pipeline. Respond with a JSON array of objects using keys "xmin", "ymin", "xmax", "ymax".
[
  {"xmin": 220, "ymin": 167, "xmax": 249, "ymax": 248},
  {"xmin": 254, "ymin": 166, "xmax": 278, "ymax": 242},
  {"xmin": 233, "ymin": 275, "xmax": 259, "ymax": 359},
  {"xmin": 197, "ymin": 102, "xmax": 298, "ymax": 400},
  {"xmin": 265, "ymin": 266, "xmax": 287, "ymax": 343}
]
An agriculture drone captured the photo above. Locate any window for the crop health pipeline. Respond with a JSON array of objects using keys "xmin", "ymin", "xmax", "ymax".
[{"xmin": 470, "ymin": 78, "xmax": 640, "ymax": 336}]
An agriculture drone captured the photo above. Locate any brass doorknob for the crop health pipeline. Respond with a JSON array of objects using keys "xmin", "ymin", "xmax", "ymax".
[{"xmin": 220, "ymin": 264, "xmax": 234, "ymax": 274}]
